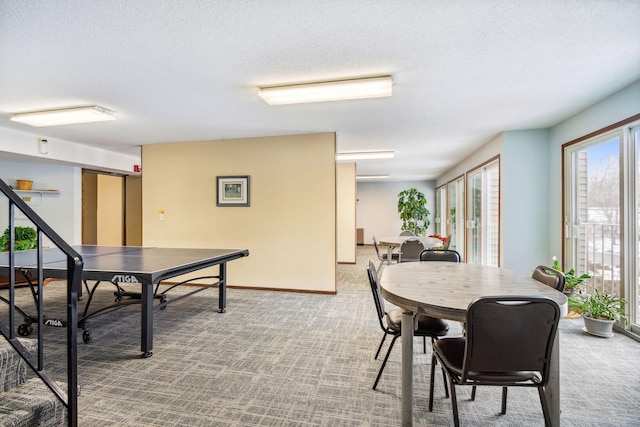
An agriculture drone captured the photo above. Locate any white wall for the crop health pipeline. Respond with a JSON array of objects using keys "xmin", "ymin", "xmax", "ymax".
[
  {"xmin": 0, "ymin": 126, "xmax": 140, "ymax": 173},
  {"xmin": 357, "ymin": 180, "xmax": 436, "ymax": 244},
  {"xmin": 0, "ymin": 160, "xmax": 81, "ymax": 244},
  {"xmin": 548, "ymin": 80, "xmax": 640, "ymax": 259}
]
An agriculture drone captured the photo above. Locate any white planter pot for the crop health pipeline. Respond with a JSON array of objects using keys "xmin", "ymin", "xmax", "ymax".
[{"xmin": 582, "ymin": 315, "xmax": 615, "ymax": 338}]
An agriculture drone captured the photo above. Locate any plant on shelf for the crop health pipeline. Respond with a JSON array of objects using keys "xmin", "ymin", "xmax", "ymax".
[
  {"xmin": 551, "ymin": 256, "xmax": 591, "ymax": 294},
  {"xmin": 0, "ymin": 226, "xmax": 37, "ymax": 252},
  {"xmin": 568, "ymin": 290, "xmax": 627, "ymax": 337},
  {"xmin": 397, "ymin": 188, "xmax": 430, "ymax": 236}
]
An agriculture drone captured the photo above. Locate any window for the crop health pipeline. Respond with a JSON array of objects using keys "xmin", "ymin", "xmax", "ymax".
[
  {"xmin": 447, "ymin": 176, "xmax": 465, "ymax": 259},
  {"xmin": 466, "ymin": 158, "xmax": 499, "ymax": 266},
  {"xmin": 435, "ymin": 185, "xmax": 446, "ymax": 235},
  {"xmin": 563, "ymin": 115, "xmax": 640, "ymax": 333}
]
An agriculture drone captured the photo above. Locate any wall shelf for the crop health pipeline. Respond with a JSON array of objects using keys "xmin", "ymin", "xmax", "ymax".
[{"xmin": 14, "ymin": 189, "xmax": 60, "ymax": 194}]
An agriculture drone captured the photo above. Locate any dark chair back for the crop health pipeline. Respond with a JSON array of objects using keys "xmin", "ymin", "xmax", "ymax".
[
  {"xmin": 531, "ymin": 265, "xmax": 566, "ymax": 292},
  {"xmin": 372, "ymin": 235, "xmax": 384, "ymax": 260},
  {"xmin": 462, "ymin": 296, "xmax": 561, "ymax": 385},
  {"xmin": 420, "ymin": 249, "xmax": 461, "ymax": 262},
  {"xmin": 399, "ymin": 230, "xmax": 415, "ymax": 236},
  {"xmin": 399, "ymin": 238, "xmax": 425, "ymax": 262},
  {"xmin": 367, "ymin": 261, "xmax": 387, "ymax": 326}
]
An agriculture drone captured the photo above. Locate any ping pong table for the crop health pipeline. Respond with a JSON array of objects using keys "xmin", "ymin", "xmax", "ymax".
[{"xmin": 0, "ymin": 245, "xmax": 249, "ymax": 357}]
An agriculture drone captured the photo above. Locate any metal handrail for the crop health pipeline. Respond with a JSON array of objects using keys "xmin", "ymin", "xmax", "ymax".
[{"xmin": 0, "ymin": 178, "xmax": 83, "ymax": 427}]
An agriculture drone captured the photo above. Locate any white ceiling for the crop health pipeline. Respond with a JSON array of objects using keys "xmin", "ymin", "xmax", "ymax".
[{"xmin": 1, "ymin": 1, "xmax": 639, "ymax": 181}]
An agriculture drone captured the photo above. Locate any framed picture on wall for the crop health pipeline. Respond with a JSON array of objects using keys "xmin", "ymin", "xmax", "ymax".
[{"xmin": 216, "ymin": 176, "xmax": 250, "ymax": 207}]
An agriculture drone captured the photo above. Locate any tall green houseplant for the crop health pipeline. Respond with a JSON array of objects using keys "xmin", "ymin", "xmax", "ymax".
[{"xmin": 397, "ymin": 188, "xmax": 430, "ymax": 236}]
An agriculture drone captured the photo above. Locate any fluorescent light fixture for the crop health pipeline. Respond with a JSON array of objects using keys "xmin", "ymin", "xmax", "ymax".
[
  {"xmin": 10, "ymin": 106, "xmax": 115, "ymax": 127},
  {"xmin": 258, "ymin": 76, "xmax": 393, "ymax": 105},
  {"xmin": 357, "ymin": 174, "xmax": 390, "ymax": 180},
  {"xmin": 336, "ymin": 151, "xmax": 395, "ymax": 161}
]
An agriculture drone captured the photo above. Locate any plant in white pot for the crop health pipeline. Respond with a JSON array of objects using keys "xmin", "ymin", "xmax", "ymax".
[{"xmin": 569, "ymin": 290, "xmax": 627, "ymax": 338}]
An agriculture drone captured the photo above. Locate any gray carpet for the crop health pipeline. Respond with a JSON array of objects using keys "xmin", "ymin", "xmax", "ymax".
[{"xmin": 7, "ymin": 246, "xmax": 640, "ymax": 426}]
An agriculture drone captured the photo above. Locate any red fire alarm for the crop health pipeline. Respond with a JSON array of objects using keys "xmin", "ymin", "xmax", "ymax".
[{"xmin": 134, "ymin": 165, "xmax": 141, "ymax": 172}]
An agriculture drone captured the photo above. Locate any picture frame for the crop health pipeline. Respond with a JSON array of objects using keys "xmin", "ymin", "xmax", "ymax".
[{"xmin": 216, "ymin": 176, "xmax": 250, "ymax": 207}]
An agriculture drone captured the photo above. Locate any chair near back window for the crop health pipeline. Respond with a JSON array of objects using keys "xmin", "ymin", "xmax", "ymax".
[
  {"xmin": 429, "ymin": 296, "xmax": 561, "ymax": 426},
  {"xmin": 372, "ymin": 235, "xmax": 399, "ymax": 273},
  {"xmin": 398, "ymin": 238, "xmax": 425, "ymax": 262}
]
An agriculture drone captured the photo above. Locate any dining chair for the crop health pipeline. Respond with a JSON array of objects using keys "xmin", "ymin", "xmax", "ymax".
[
  {"xmin": 366, "ymin": 261, "xmax": 450, "ymax": 393},
  {"xmin": 429, "ymin": 296, "xmax": 561, "ymax": 426},
  {"xmin": 532, "ymin": 265, "xmax": 566, "ymax": 292},
  {"xmin": 420, "ymin": 249, "xmax": 461, "ymax": 263},
  {"xmin": 372, "ymin": 235, "xmax": 399, "ymax": 272},
  {"xmin": 399, "ymin": 230, "xmax": 416, "ymax": 236},
  {"xmin": 399, "ymin": 238, "xmax": 425, "ymax": 262}
]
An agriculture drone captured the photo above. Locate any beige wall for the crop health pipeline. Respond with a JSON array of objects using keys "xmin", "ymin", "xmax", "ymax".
[
  {"xmin": 336, "ymin": 162, "xmax": 356, "ymax": 263},
  {"xmin": 125, "ymin": 176, "xmax": 142, "ymax": 246},
  {"xmin": 96, "ymin": 174, "xmax": 124, "ymax": 245},
  {"xmin": 142, "ymin": 133, "xmax": 337, "ymax": 292}
]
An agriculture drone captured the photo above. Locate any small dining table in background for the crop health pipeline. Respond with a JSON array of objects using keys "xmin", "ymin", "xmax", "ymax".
[
  {"xmin": 380, "ymin": 261, "xmax": 568, "ymax": 427},
  {"xmin": 378, "ymin": 236, "xmax": 443, "ymax": 264}
]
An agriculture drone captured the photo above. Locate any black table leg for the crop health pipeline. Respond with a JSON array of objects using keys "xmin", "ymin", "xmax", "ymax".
[
  {"xmin": 219, "ymin": 263, "xmax": 226, "ymax": 313},
  {"xmin": 140, "ymin": 283, "xmax": 153, "ymax": 358}
]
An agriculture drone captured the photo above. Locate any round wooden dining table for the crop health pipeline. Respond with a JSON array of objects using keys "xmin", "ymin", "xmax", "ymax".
[
  {"xmin": 378, "ymin": 236, "xmax": 443, "ymax": 264},
  {"xmin": 380, "ymin": 261, "xmax": 568, "ymax": 427}
]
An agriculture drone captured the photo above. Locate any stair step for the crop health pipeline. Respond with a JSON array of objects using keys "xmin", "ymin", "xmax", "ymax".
[
  {"xmin": 0, "ymin": 378, "xmax": 68, "ymax": 426},
  {"xmin": 1, "ymin": 338, "xmax": 37, "ymax": 392}
]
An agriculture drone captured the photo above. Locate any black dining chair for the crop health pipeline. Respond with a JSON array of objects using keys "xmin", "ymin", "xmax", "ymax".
[
  {"xmin": 429, "ymin": 296, "xmax": 561, "ymax": 426},
  {"xmin": 420, "ymin": 249, "xmax": 461, "ymax": 263},
  {"xmin": 532, "ymin": 265, "xmax": 566, "ymax": 292},
  {"xmin": 399, "ymin": 230, "xmax": 416, "ymax": 236},
  {"xmin": 372, "ymin": 235, "xmax": 399, "ymax": 272},
  {"xmin": 399, "ymin": 238, "xmax": 425, "ymax": 262},
  {"xmin": 366, "ymin": 261, "xmax": 450, "ymax": 393}
]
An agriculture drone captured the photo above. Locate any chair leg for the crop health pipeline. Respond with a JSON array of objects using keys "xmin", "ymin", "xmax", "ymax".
[
  {"xmin": 432, "ymin": 338, "xmax": 449, "ymax": 398},
  {"xmin": 441, "ymin": 367, "xmax": 449, "ymax": 398},
  {"xmin": 471, "ymin": 385, "xmax": 476, "ymax": 401},
  {"xmin": 423, "ymin": 336, "xmax": 427, "ymax": 353},
  {"xmin": 538, "ymin": 386, "xmax": 551, "ymax": 426},
  {"xmin": 449, "ymin": 376, "xmax": 460, "ymax": 427},
  {"xmin": 375, "ymin": 333, "xmax": 388, "ymax": 360},
  {"xmin": 501, "ymin": 387, "xmax": 508, "ymax": 414},
  {"xmin": 428, "ymin": 353, "xmax": 437, "ymax": 412},
  {"xmin": 373, "ymin": 334, "xmax": 399, "ymax": 390}
]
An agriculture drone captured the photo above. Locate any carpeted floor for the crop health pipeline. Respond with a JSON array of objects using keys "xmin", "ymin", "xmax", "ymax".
[{"xmin": 6, "ymin": 246, "xmax": 640, "ymax": 426}]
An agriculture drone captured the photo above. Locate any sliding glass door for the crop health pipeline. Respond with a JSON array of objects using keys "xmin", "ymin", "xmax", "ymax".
[
  {"xmin": 565, "ymin": 134, "xmax": 621, "ymax": 296},
  {"xmin": 564, "ymin": 118, "xmax": 640, "ymax": 333},
  {"xmin": 467, "ymin": 159, "xmax": 499, "ymax": 266},
  {"xmin": 447, "ymin": 176, "xmax": 465, "ymax": 259}
]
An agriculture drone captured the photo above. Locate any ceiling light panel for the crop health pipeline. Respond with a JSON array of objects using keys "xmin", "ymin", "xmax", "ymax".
[
  {"xmin": 10, "ymin": 106, "xmax": 116, "ymax": 127},
  {"xmin": 336, "ymin": 151, "xmax": 395, "ymax": 161},
  {"xmin": 258, "ymin": 76, "xmax": 392, "ymax": 105},
  {"xmin": 356, "ymin": 174, "xmax": 390, "ymax": 180}
]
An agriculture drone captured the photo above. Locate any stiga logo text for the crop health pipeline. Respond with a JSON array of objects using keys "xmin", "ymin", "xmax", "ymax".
[
  {"xmin": 45, "ymin": 319, "xmax": 64, "ymax": 327},
  {"xmin": 112, "ymin": 274, "xmax": 140, "ymax": 283}
]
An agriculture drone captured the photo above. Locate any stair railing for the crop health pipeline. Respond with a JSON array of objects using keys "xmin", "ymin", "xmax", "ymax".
[{"xmin": 0, "ymin": 178, "xmax": 83, "ymax": 427}]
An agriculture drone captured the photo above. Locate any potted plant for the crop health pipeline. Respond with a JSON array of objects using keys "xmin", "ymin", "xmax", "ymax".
[
  {"xmin": 551, "ymin": 256, "xmax": 591, "ymax": 295},
  {"xmin": 568, "ymin": 290, "xmax": 627, "ymax": 337},
  {"xmin": 0, "ymin": 226, "xmax": 37, "ymax": 251},
  {"xmin": 397, "ymin": 188, "xmax": 430, "ymax": 236}
]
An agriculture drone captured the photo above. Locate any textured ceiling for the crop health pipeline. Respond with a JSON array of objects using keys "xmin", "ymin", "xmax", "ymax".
[{"xmin": 1, "ymin": 0, "xmax": 639, "ymax": 180}]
